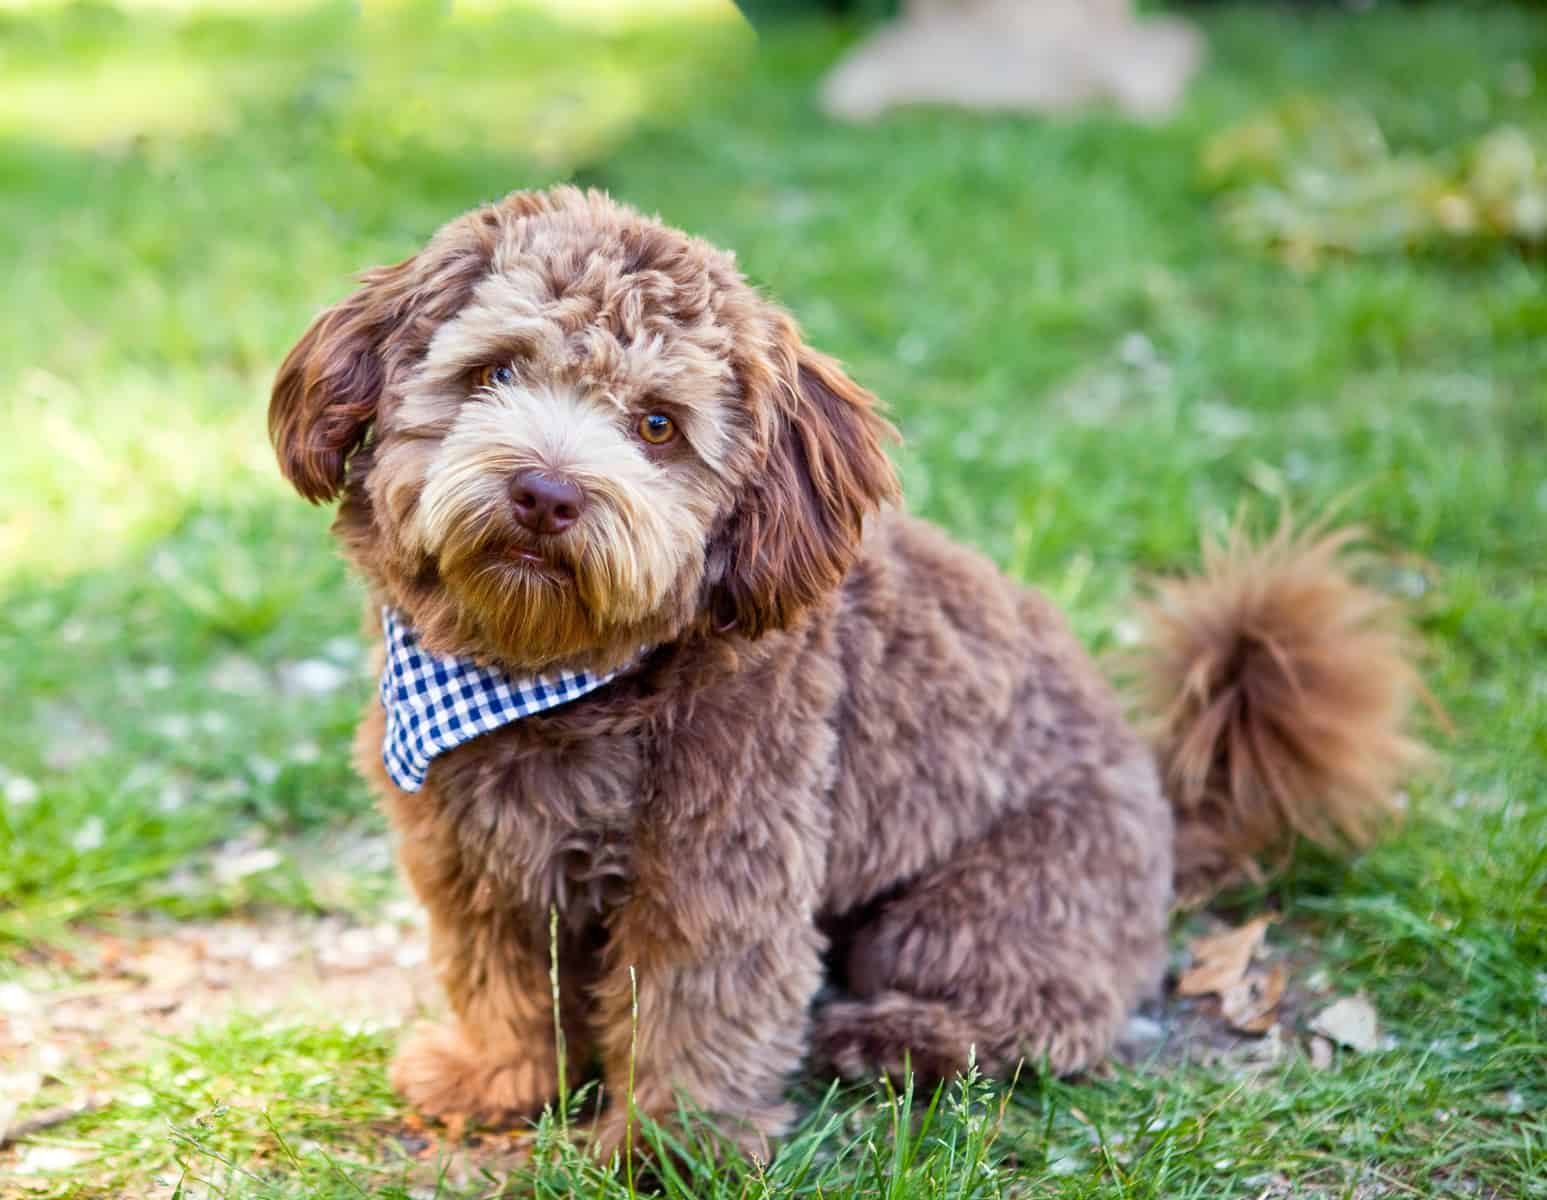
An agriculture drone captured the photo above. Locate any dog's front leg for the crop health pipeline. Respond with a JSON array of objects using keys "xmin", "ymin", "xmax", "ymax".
[
  {"xmin": 390, "ymin": 911, "xmax": 565, "ymax": 1123},
  {"xmin": 379, "ymin": 777, "xmax": 577, "ymax": 1125},
  {"xmin": 590, "ymin": 758, "xmax": 830, "ymax": 1163}
]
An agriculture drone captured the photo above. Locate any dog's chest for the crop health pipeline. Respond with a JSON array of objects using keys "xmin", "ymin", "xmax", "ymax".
[{"xmin": 439, "ymin": 723, "xmax": 647, "ymax": 925}]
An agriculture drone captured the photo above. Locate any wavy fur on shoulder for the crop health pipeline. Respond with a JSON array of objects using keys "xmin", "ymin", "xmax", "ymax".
[{"xmin": 1134, "ymin": 518, "xmax": 1430, "ymax": 905}]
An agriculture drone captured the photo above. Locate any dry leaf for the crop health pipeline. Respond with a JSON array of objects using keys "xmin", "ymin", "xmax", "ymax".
[
  {"xmin": 1221, "ymin": 962, "xmax": 1289, "ymax": 1034},
  {"xmin": 1309, "ymin": 993, "xmax": 1380, "ymax": 1052},
  {"xmin": 1177, "ymin": 916, "xmax": 1273, "ymax": 997},
  {"xmin": 1307, "ymin": 1034, "xmax": 1334, "ymax": 1070}
]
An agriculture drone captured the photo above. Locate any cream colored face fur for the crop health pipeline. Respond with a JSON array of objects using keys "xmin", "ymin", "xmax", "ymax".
[
  {"xmin": 269, "ymin": 188, "xmax": 900, "ymax": 675},
  {"xmin": 367, "ymin": 242, "xmax": 750, "ymax": 671}
]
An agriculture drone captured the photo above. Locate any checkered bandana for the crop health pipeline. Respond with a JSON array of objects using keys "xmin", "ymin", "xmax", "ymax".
[{"xmin": 379, "ymin": 607, "xmax": 633, "ymax": 792}]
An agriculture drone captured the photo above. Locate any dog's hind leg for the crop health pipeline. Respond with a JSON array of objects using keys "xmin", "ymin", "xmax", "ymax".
[{"xmin": 812, "ymin": 754, "xmax": 1172, "ymax": 1082}]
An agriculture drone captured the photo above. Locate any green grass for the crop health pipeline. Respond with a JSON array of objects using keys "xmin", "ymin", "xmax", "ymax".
[{"xmin": 1, "ymin": 1, "xmax": 1544, "ymax": 1196}]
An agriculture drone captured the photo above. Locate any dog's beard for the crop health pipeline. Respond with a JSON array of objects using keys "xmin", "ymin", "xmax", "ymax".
[
  {"xmin": 411, "ymin": 407, "xmax": 707, "ymax": 670},
  {"xmin": 435, "ymin": 517, "xmax": 601, "ymax": 670}
]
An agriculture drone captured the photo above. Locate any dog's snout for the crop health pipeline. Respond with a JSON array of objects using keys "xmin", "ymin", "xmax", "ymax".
[{"xmin": 510, "ymin": 469, "xmax": 584, "ymax": 535}]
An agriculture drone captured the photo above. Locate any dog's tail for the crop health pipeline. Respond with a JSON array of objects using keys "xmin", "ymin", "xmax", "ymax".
[{"xmin": 1131, "ymin": 518, "xmax": 1430, "ymax": 906}]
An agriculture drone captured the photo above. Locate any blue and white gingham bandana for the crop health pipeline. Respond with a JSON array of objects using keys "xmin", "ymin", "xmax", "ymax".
[{"xmin": 379, "ymin": 607, "xmax": 632, "ymax": 792}]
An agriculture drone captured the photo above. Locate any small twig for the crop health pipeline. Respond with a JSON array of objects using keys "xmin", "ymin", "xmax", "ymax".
[
  {"xmin": 549, "ymin": 905, "xmax": 567, "ymax": 1138},
  {"xmin": 625, "ymin": 964, "xmax": 638, "ymax": 1200},
  {"xmin": 0, "ymin": 1096, "xmax": 108, "ymax": 1148}
]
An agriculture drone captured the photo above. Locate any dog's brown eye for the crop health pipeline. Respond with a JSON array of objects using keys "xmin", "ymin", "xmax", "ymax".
[
  {"xmin": 638, "ymin": 414, "xmax": 676, "ymax": 445},
  {"xmin": 477, "ymin": 364, "xmax": 515, "ymax": 390}
]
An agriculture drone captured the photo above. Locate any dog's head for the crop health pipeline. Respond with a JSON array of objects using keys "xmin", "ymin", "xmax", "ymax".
[{"xmin": 270, "ymin": 188, "xmax": 898, "ymax": 671}]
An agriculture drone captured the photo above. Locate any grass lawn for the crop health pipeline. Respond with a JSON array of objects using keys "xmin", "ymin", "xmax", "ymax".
[{"xmin": 1, "ymin": 1, "xmax": 1544, "ymax": 1196}]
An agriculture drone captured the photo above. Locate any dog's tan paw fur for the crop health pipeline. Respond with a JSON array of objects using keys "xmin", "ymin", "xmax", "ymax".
[
  {"xmin": 390, "ymin": 1022, "xmax": 557, "ymax": 1121},
  {"xmin": 590, "ymin": 1100, "xmax": 791, "ymax": 1166}
]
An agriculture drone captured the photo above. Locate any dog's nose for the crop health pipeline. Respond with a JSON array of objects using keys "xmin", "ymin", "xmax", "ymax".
[{"xmin": 509, "ymin": 469, "xmax": 584, "ymax": 535}]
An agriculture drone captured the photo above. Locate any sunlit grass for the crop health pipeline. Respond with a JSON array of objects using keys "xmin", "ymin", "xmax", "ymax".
[{"xmin": 0, "ymin": 0, "xmax": 751, "ymax": 582}]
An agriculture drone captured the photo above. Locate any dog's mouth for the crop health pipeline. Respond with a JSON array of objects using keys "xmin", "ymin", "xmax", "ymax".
[{"xmin": 507, "ymin": 544, "xmax": 575, "ymax": 582}]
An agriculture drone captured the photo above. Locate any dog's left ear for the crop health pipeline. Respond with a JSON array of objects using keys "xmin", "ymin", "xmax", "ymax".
[
  {"xmin": 715, "ymin": 318, "xmax": 901, "ymax": 636},
  {"xmin": 270, "ymin": 213, "xmax": 496, "ymax": 504},
  {"xmin": 269, "ymin": 258, "xmax": 423, "ymax": 505}
]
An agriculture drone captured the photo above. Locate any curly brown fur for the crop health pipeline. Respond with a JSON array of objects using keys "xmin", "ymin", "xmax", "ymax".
[
  {"xmin": 1133, "ymin": 519, "xmax": 1430, "ymax": 905},
  {"xmin": 271, "ymin": 187, "xmax": 1425, "ymax": 1160}
]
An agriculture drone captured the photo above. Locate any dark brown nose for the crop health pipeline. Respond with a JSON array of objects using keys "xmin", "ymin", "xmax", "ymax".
[{"xmin": 509, "ymin": 469, "xmax": 584, "ymax": 535}]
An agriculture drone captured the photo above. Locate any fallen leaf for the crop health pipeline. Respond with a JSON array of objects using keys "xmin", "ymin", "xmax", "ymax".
[
  {"xmin": 1177, "ymin": 916, "xmax": 1273, "ymax": 997},
  {"xmin": 1221, "ymin": 962, "xmax": 1289, "ymax": 1034},
  {"xmin": 1309, "ymin": 993, "xmax": 1380, "ymax": 1053}
]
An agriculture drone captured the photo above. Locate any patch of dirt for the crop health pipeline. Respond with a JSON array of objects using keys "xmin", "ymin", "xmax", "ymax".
[
  {"xmin": 1, "ymin": 907, "xmax": 1365, "ymax": 1191},
  {"xmin": 0, "ymin": 907, "xmax": 443, "ymax": 1181}
]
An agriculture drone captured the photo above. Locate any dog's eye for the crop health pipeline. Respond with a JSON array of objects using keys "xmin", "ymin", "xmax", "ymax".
[
  {"xmin": 477, "ymin": 365, "xmax": 516, "ymax": 390},
  {"xmin": 637, "ymin": 414, "xmax": 676, "ymax": 445}
]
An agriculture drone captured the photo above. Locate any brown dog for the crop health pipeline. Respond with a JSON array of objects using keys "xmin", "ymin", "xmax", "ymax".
[{"xmin": 269, "ymin": 187, "xmax": 1422, "ymax": 1158}]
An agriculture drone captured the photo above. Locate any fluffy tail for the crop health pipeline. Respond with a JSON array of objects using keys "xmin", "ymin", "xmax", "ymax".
[{"xmin": 1132, "ymin": 518, "xmax": 1431, "ymax": 906}]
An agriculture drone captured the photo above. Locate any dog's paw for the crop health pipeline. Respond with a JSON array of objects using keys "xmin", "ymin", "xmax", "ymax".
[
  {"xmin": 590, "ymin": 1099, "xmax": 792, "ymax": 1166},
  {"xmin": 390, "ymin": 1022, "xmax": 556, "ymax": 1122}
]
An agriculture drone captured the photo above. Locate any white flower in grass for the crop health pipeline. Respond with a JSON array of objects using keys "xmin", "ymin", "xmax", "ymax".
[
  {"xmin": 1119, "ymin": 331, "xmax": 1158, "ymax": 371},
  {"xmin": 290, "ymin": 740, "xmax": 321, "ymax": 765},
  {"xmin": 279, "ymin": 658, "xmax": 351, "ymax": 696},
  {"xmin": 1195, "ymin": 401, "xmax": 1252, "ymax": 440},
  {"xmin": 323, "ymin": 636, "xmax": 364, "ymax": 665},
  {"xmin": 248, "ymin": 756, "xmax": 280, "ymax": 786},
  {"xmin": 158, "ymin": 780, "xmax": 190, "ymax": 813},
  {"xmin": 3, "ymin": 774, "xmax": 39, "ymax": 807},
  {"xmin": 208, "ymin": 654, "xmax": 267, "ymax": 696},
  {"xmin": 152, "ymin": 714, "xmax": 193, "ymax": 740},
  {"xmin": 1515, "ymin": 191, "xmax": 1547, "ymax": 239},
  {"xmin": 72, "ymin": 816, "xmax": 105, "ymax": 853}
]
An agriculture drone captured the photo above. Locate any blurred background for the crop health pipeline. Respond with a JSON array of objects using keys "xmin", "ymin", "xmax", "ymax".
[{"xmin": 1, "ymin": 1, "xmax": 1543, "ymax": 1195}]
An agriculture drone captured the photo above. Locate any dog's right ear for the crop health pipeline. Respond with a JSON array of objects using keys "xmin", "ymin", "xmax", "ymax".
[
  {"xmin": 269, "ymin": 258, "xmax": 422, "ymax": 504},
  {"xmin": 713, "ymin": 315, "xmax": 901, "ymax": 637}
]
